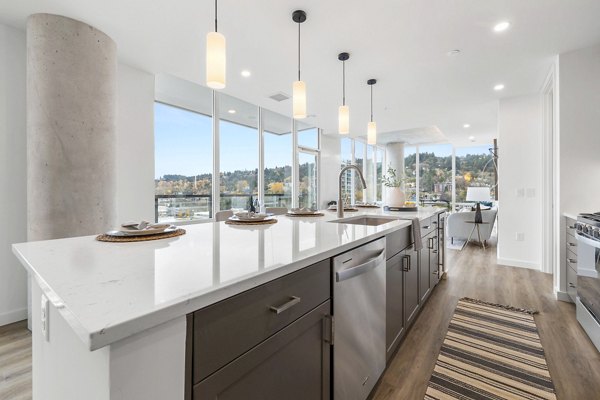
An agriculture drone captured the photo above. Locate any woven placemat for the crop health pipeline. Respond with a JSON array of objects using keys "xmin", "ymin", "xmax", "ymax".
[
  {"xmin": 286, "ymin": 212, "xmax": 325, "ymax": 217},
  {"xmin": 225, "ymin": 218, "xmax": 278, "ymax": 226},
  {"xmin": 96, "ymin": 228, "xmax": 186, "ymax": 242}
]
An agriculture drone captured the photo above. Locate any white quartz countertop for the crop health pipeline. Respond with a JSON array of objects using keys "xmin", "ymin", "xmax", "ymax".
[{"xmin": 12, "ymin": 207, "xmax": 444, "ymax": 351}]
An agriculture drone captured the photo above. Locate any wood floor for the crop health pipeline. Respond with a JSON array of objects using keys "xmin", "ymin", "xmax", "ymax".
[
  {"xmin": 2, "ymin": 239, "xmax": 600, "ymax": 399},
  {"xmin": 372, "ymin": 239, "xmax": 600, "ymax": 400},
  {"xmin": 0, "ymin": 320, "xmax": 31, "ymax": 400}
]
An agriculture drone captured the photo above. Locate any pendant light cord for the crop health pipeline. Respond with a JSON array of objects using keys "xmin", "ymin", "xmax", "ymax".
[
  {"xmin": 370, "ymin": 85, "xmax": 373, "ymax": 122},
  {"xmin": 214, "ymin": 0, "xmax": 218, "ymax": 32},
  {"xmin": 297, "ymin": 23, "xmax": 301, "ymax": 81},
  {"xmin": 342, "ymin": 61, "xmax": 346, "ymax": 106}
]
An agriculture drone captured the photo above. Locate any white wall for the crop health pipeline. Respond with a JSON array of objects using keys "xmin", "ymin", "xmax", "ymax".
[
  {"xmin": 116, "ymin": 64, "xmax": 155, "ymax": 224},
  {"xmin": 558, "ymin": 44, "xmax": 600, "ymax": 215},
  {"xmin": 497, "ymin": 94, "xmax": 543, "ymax": 269},
  {"xmin": 0, "ymin": 23, "xmax": 28, "ymax": 326},
  {"xmin": 319, "ymin": 134, "xmax": 341, "ymax": 208},
  {"xmin": 556, "ymin": 43, "xmax": 600, "ymax": 293}
]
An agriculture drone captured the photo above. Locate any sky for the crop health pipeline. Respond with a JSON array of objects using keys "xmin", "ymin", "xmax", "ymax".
[
  {"xmin": 154, "ymin": 102, "xmax": 294, "ymax": 178},
  {"xmin": 155, "ymin": 102, "xmax": 492, "ymax": 178}
]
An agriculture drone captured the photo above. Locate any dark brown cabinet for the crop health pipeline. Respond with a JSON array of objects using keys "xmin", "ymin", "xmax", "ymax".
[
  {"xmin": 193, "ymin": 301, "xmax": 331, "ymax": 400},
  {"xmin": 187, "ymin": 260, "xmax": 331, "ymax": 400},
  {"xmin": 404, "ymin": 245, "xmax": 420, "ymax": 327},
  {"xmin": 386, "ymin": 251, "xmax": 404, "ymax": 360},
  {"xmin": 419, "ymin": 237, "xmax": 431, "ymax": 303}
]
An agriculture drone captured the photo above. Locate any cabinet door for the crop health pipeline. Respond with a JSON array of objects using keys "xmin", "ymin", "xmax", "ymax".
[
  {"xmin": 193, "ymin": 301, "xmax": 331, "ymax": 400},
  {"xmin": 430, "ymin": 234, "xmax": 440, "ymax": 287},
  {"xmin": 404, "ymin": 246, "xmax": 420, "ymax": 327},
  {"xmin": 419, "ymin": 236, "xmax": 431, "ymax": 304},
  {"xmin": 386, "ymin": 252, "xmax": 404, "ymax": 360}
]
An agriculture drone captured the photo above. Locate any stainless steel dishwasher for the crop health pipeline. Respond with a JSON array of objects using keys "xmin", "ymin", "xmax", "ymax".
[{"xmin": 333, "ymin": 237, "xmax": 386, "ymax": 400}]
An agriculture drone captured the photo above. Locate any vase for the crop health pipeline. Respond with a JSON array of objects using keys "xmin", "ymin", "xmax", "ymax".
[{"xmin": 385, "ymin": 187, "xmax": 406, "ymax": 207}]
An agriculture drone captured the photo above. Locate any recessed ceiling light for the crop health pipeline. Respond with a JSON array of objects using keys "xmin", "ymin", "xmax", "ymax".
[
  {"xmin": 447, "ymin": 49, "xmax": 461, "ymax": 56},
  {"xmin": 463, "ymin": 124, "xmax": 471, "ymax": 128},
  {"xmin": 241, "ymin": 70, "xmax": 251, "ymax": 77},
  {"xmin": 228, "ymin": 109, "xmax": 236, "ymax": 114},
  {"xmin": 469, "ymin": 136, "xmax": 476, "ymax": 142},
  {"xmin": 493, "ymin": 21, "xmax": 511, "ymax": 32},
  {"xmin": 494, "ymin": 84, "xmax": 505, "ymax": 91}
]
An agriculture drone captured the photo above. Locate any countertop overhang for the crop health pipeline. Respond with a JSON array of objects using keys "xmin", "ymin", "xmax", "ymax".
[{"xmin": 12, "ymin": 207, "xmax": 444, "ymax": 350}]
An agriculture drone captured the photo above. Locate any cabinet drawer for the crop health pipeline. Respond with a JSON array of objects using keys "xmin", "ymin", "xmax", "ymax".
[
  {"xmin": 386, "ymin": 227, "xmax": 411, "ymax": 259},
  {"xmin": 566, "ymin": 237, "xmax": 577, "ymax": 250},
  {"xmin": 566, "ymin": 265, "xmax": 577, "ymax": 302},
  {"xmin": 193, "ymin": 301, "xmax": 331, "ymax": 400},
  {"xmin": 192, "ymin": 260, "xmax": 330, "ymax": 383},
  {"xmin": 420, "ymin": 217, "xmax": 436, "ymax": 237},
  {"xmin": 566, "ymin": 218, "xmax": 577, "ymax": 238},
  {"xmin": 567, "ymin": 252, "xmax": 578, "ymax": 272}
]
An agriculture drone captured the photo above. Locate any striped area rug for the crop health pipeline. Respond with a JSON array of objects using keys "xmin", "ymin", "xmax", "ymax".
[{"xmin": 424, "ymin": 297, "xmax": 557, "ymax": 400}]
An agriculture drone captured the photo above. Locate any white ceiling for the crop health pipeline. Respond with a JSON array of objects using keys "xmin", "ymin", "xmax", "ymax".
[{"xmin": 2, "ymin": 0, "xmax": 600, "ymax": 146}]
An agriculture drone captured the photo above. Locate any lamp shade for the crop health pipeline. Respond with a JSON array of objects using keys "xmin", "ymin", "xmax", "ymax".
[
  {"xmin": 466, "ymin": 186, "xmax": 491, "ymax": 202},
  {"xmin": 293, "ymin": 80, "xmax": 307, "ymax": 119},
  {"xmin": 338, "ymin": 105, "xmax": 349, "ymax": 134},
  {"xmin": 367, "ymin": 121, "xmax": 377, "ymax": 144},
  {"xmin": 206, "ymin": 31, "xmax": 226, "ymax": 89}
]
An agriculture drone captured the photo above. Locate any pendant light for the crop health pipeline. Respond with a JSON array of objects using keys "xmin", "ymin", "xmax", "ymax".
[
  {"xmin": 338, "ymin": 52, "xmax": 350, "ymax": 134},
  {"xmin": 206, "ymin": 0, "xmax": 226, "ymax": 89},
  {"xmin": 367, "ymin": 79, "xmax": 377, "ymax": 145},
  {"xmin": 292, "ymin": 10, "xmax": 307, "ymax": 119}
]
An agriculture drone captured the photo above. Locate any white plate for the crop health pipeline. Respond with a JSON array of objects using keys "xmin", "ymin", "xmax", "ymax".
[
  {"xmin": 289, "ymin": 208, "xmax": 317, "ymax": 215},
  {"xmin": 106, "ymin": 225, "xmax": 176, "ymax": 237},
  {"xmin": 233, "ymin": 212, "xmax": 269, "ymax": 221},
  {"xmin": 228, "ymin": 215, "xmax": 275, "ymax": 223}
]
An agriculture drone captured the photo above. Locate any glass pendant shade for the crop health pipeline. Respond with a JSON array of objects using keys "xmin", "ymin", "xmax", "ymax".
[
  {"xmin": 367, "ymin": 121, "xmax": 377, "ymax": 144},
  {"xmin": 293, "ymin": 80, "xmax": 307, "ymax": 119},
  {"xmin": 206, "ymin": 31, "xmax": 226, "ymax": 89},
  {"xmin": 338, "ymin": 105, "xmax": 349, "ymax": 134}
]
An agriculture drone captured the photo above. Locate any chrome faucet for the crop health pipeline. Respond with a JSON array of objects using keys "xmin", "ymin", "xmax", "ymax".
[{"xmin": 338, "ymin": 165, "xmax": 367, "ymax": 218}]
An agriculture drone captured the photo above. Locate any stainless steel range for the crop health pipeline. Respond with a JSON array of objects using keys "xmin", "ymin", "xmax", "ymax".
[{"xmin": 574, "ymin": 213, "xmax": 600, "ymax": 351}]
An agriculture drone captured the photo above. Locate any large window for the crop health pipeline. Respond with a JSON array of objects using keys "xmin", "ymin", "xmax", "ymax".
[
  {"xmin": 298, "ymin": 152, "xmax": 318, "ymax": 209},
  {"xmin": 154, "ymin": 102, "xmax": 213, "ymax": 222},
  {"xmin": 263, "ymin": 110, "xmax": 293, "ymax": 208},
  {"xmin": 338, "ymin": 138, "xmax": 384, "ymax": 205},
  {"xmin": 455, "ymin": 145, "xmax": 495, "ymax": 203},
  {"xmin": 376, "ymin": 147, "xmax": 384, "ymax": 202},
  {"xmin": 419, "ymin": 144, "xmax": 453, "ymax": 208},
  {"xmin": 354, "ymin": 140, "xmax": 365, "ymax": 203},
  {"xmin": 404, "ymin": 146, "xmax": 417, "ymax": 204},
  {"xmin": 297, "ymin": 122, "xmax": 319, "ymax": 209},
  {"xmin": 155, "ymin": 76, "xmax": 330, "ymax": 221},
  {"xmin": 219, "ymin": 95, "xmax": 259, "ymax": 211}
]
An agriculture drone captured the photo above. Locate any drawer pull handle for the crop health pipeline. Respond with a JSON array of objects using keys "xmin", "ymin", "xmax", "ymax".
[
  {"xmin": 569, "ymin": 283, "xmax": 576, "ymax": 288},
  {"xmin": 432, "ymin": 270, "xmax": 438, "ymax": 275},
  {"xmin": 568, "ymin": 242, "xmax": 576, "ymax": 247},
  {"xmin": 422, "ymin": 225, "xmax": 431, "ymax": 230},
  {"xmin": 270, "ymin": 296, "xmax": 301, "ymax": 314},
  {"xmin": 568, "ymin": 259, "xmax": 577, "ymax": 264},
  {"xmin": 569, "ymin": 225, "xmax": 576, "ymax": 229}
]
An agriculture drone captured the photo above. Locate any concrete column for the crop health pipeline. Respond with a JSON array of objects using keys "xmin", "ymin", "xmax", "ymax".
[
  {"xmin": 27, "ymin": 14, "xmax": 117, "ymax": 241},
  {"xmin": 385, "ymin": 142, "xmax": 406, "ymax": 179}
]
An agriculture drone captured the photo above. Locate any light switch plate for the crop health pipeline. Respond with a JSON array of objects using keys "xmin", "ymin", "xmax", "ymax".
[
  {"xmin": 41, "ymin": 295, "xmax": 49, "ymax": 341},
  {"xmin": 516, "ymin": 232, "xmax": 525, "ymax": 242}
]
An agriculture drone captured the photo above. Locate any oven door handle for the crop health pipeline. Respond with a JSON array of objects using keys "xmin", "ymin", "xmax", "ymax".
[{"xmin": 576, "ymin": 233, "xmax": 600, "ymax": 249}]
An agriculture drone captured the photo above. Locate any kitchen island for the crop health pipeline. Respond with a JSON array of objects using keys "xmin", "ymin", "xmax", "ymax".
[{"xmin": 12, "ymin": 207, "xmax": 445, "ymax": 400}]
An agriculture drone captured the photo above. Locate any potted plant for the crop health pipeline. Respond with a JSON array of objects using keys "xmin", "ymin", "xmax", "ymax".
[{"xmin": 381, "ymin": 166, "xmax": 406, "ymax": 207}]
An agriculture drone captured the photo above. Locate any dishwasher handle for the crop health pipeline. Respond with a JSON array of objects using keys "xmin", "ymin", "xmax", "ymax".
[{"xmin": 336, "ymin": 249, "xmax": 385, "ymax": 282}]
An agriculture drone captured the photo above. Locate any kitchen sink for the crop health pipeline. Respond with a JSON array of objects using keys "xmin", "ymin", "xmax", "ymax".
[{"xmin": 329, "ymin": 215, "xmax": 398, "ymax": 226}]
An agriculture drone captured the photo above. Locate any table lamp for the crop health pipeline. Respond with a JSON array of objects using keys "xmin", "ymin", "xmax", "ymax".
[{"xmin": 466, "ymin": 187, "xmax": 491, "ymax": 224}]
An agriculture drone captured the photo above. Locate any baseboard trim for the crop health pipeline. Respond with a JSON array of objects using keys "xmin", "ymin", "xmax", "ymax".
[
  {"xmin": 556, "ymin": 291, "xmax": 573, "ymax": 303},
  {"xmin": 497, "ymin": 258, "xmax": 540, "ymax": 270},
  {"xmin": 0, "ymin": 307, "xmax": 27, "ymax": 327}
]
